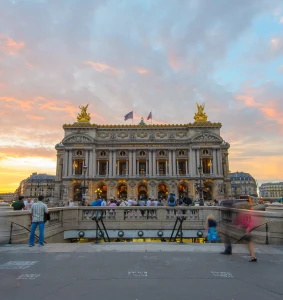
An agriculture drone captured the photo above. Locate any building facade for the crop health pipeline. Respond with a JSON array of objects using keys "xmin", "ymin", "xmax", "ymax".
[
  {"xmin": 54, "ymin": 104, "xmax": 231, "ymax": 203},
  {"xmin": 16, "ymin": 172, "xmax": 56, "ymax": 202},
  {"xmin": 230, "ymin": 171, "xmax": 258, "ymax": 198},
  {"xmin": 259, "ymin": 182, "xmax": 283, "ymax": 198}
]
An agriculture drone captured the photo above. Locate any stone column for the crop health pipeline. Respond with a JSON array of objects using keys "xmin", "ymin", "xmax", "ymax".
[
  {"xmin": 68, "ymin": 150, "xmax": 72, "ymax": 177},
  {"xmin": 112, "ymin": 151, "xmax": 116, "ymax": 177},
  {"xmin": 85, "ymin": 150, "xmax": 88, "ymax": 176},
  {"xmin": 89, "ymin": 150, "xmax": 93, "ymax": 177},
  {"xmin": 210, "ymin": 158, "xmax": 213, "ymax": 175},
  {"xmin": 133, "ymin": 151, "xmax": 136, "ymax": 176},
  {"xmin": 97, "ymin": 161, "xmax": 100, "ymax": 176},
  {"xmin": 63, "ymin": 151, "xmax": 68, "ymax": 177},
  {"xmin": 137, "ymin": 160, "xmax": 139, "ymax": 176},
  {"xmin": 166, "ymin": 160, "xmax": 168, "ymax": 176},
  {"xmin": 93, "ymin": 150, "xmax": 97, "ymax": 177},
  {"xmin": 196, "ymin": 149, "xmax": 200, "ymax": 169},
  {"xmin": 106, "ymin": 161, "xmax": 109, "ymax": 176},
  {"xmin": 185, "ymin": 160, "xmax": 188, "ymax": 175},
  {"xmin": 126, "ymin": 161, "xmax": 128, "ymax": 176},
  {"xmin": 172, "ymin": 150, "xmax": 176, "ymax": 176},
  {"xmin": 153, "ymin": 151, "xmax": 156, "ymax": 176},
  {"xmin": 213, "ymin": 149, "xmax": 217, "ymax": 175},
  {"xmin": 129, "ymin": 150, "xmax": 132, "ymax": 177},
  {"xmin": 169, "ymin": 150, "xmax": 172, "ymax": 176},
  {"xmin": 146, "ymin": 159, "xmax": 148, "ymax": 176},
  {"xmin": 109, "ymin": 151, "xmax": 112, "ymax": 177},
  {"xmin": 176, "ymin": 159, "xmax": 179, "ymax": 176},
  {"xmin": 156, "ymin": 160, "xmax": 159, "ymax": 176},
  {"xmin": 117, "ymin": 160, "xmax": 120, "ymax": 176},
  {"xmin": 218, "ymin": 150, "xmax": 222, "ymax": 176},
  {"xmin": 189, "ymin": 148, "xmax": 193, "ymax": 175},
  {"xmin": 149, "ymin": 150, "xmax": 152, "ymax": 176}
]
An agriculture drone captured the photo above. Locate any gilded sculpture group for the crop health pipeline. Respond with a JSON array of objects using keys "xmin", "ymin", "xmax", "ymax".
[{"xmin": 77, "ymin": 103, "xmax": 208, "ymax": 123}]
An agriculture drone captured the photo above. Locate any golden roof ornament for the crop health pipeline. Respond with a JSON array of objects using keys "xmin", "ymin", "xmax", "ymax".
[
  {"xmin": 77, "ymin": 104, "xmax": 91, "ymax": 122},
  {"xmin": 194, "ymin": 103, "xmax": 208, "ymax": 122}
]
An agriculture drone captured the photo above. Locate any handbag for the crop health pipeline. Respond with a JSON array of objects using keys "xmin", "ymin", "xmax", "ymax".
[{"xmin": 44, "ymin": 213, "xmax": 50, "ymax": 223}]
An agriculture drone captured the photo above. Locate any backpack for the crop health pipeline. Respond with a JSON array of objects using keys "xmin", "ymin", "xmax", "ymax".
[
  {"xmin": 178, "ymin": 199, "xmax": 183, "ymax": 205},
  {"xmin": 169, "ymin": 195, "xmax": 175, "ymax": 203},
  {"xmin": 183, "ymin": 196, "xmax": 192, "ymax": 206}
]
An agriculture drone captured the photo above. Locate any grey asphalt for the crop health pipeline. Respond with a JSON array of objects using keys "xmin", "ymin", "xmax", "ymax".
[{"xmin": 0, "ymin": 243, "xmax": 283, "ymax": 300}]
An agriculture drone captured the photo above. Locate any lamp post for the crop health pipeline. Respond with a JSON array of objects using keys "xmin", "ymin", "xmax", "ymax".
[
  {"xmin": 82, "ymin": 165, "xmax": 88, "ymax": 206},
  {"xmin": 198, "ymin": 165, "xmax": 204, "ymax": 206}
]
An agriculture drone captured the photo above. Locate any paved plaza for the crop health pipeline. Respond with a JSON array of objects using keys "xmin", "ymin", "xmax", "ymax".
[{"xmin": 0, "ymin": 243, "xmax": 283, "ymax": 300}]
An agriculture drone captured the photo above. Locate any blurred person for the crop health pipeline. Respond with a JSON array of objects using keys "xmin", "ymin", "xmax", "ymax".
[
  {"xmin": 127, "ymin": 198, "xmax": 133, "ymax": 206},
  {"xmin": 24, "ymin": 198, "xmax": 34, "ymax": 210},
  {"xmin": 221, "ymin": 206, "xmax": 233, "ymax": 255},
  {"xmin": 168, "ymin": 193, "xmax": 176, "ymax": 207},
  {"xmin": 28, "ymin": 195, "xmax": 48, "ymax": 247},
  {"xmin": 11, "ymin": 196, "xmax": 25, "ymax": 210},
  {"xmin": 69, "ymin": 199, "xmax": 75, "ymax": 207},
  {"xmin": 120, "ymin": 199, "xmax": 128, "ymax": 207},
  {"xmin": 235, "ymin": 211, "xmax": 257, "ymax": 262},
  {"xmin": 206, "ymin": 214, "xmax": 220, "ymax": 243},
  {"xmin": 153, "ymin": 199, "xmax": 158, "ymax": 206}
]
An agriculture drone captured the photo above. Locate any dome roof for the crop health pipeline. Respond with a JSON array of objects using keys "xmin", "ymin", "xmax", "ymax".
[{"xmin": 230, "ymin": 171, "xmax": 255, "ymax": 182}]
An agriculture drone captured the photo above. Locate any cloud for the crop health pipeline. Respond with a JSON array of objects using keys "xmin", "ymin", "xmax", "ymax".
[
  {"xmin": 0, "ymin": 34, "xmax": 24, "ymax": 55},
  {"xmin": 84, "ymin": 61, "xmax": 120, "ymax": 73}
]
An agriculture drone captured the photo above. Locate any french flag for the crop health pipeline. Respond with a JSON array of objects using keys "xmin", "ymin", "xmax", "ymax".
[{"xmin": 147, "ymin": 111, "xmax": 152, "ymax": 120}]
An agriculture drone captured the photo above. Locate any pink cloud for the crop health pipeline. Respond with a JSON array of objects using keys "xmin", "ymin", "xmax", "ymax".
[
  {"xmin": 0, "ymin": 34, "xmax": 24, "ymax": 55},
  {"xmin": 25, "ymin": 114, "xmax": 45, "ymax": 120},
  {"xmin": 135, "ymin": 67, "xmax": 149, "ymax": 74},
  {"xmin": 84, "ymin": 61, "xmax": 120, "ymax": 73}
]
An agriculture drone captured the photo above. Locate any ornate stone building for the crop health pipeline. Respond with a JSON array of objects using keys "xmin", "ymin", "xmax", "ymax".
[
  {"xmin": 259, "ymin": 182, "xmax": 283, "ymax": 198},
  {"xmin": 230, "ymin": 171, "xmax": 258, "ymax": 198},
  {"xmin": 54, "ymin": 104, "xmax": 231, "ymax": 203}
]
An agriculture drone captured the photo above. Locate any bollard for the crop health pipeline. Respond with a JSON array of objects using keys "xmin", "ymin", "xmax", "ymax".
[
  {"xmin": 265, "ymin": 223, "xmax": 269, "ymax": 245},
  {"xmin": 9, "ymin": 222, "xmax": 13, "ymax": 244}
]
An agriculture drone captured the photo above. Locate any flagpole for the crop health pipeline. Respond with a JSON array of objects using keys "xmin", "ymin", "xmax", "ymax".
[
  {"xmin": 151, "ymin": 110, "xmax": 153, "ymax": 125},
  {"xmin": 132, "ymin": 111, "xmax": 133, "ymax": 125}
]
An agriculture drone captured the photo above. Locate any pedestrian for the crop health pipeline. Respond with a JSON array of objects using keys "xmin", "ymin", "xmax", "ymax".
[
  {"xmin": 69, "ymin": 199, "xmax": 75, "ymax": 207},
  {"xmin": 167, "ymin": 193, "xmax": 176, "ymax": 207},
  {"xmin": 234, "ymin": 211, "xmax": 257, "ymax": 262},
  {"xmin": 11, "ymin": 196, "xmax": 25, "ymax": 210},
  {"xmin": 24, "ymin": 198, "xmax": 34, "ymax": 211},
  {"xmin": 206, "ymin": 214, "xmax": 220, "ymax": 243},
  {"xmin": 28, "ymin": 195, "xmax": 49, "ymax": 247}
]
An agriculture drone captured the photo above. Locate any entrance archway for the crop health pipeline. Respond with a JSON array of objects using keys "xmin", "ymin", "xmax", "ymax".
[
  {"xmin": 95, "ymin": 184, "xmax": 107, "ymax": 199},
  {"xmin": 138, "ymin": 184, "xmax": 148, "ymax": 200},
  {"xmin": 178, "ymin": 183, "xmax": 188, "ymax": 199},
  {"xmin": 117, "ymin": 184, "xmax": 127, "ymax": 200},
  {"xmin": 203, "ymin": 182, "xmax": 213, "ymax": 201},
  {"xmin": 158, "ymin": 184, "xmax": 168, "ymax": 200},
  {"xmin": 73, "ymin": 184, "xmax": 82, "ymax": 202}
]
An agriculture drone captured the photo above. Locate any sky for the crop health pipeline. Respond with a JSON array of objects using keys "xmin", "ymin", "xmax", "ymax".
[{"xmin": 0, "ymin": 0, "xmax": 283, "ymax": 193}]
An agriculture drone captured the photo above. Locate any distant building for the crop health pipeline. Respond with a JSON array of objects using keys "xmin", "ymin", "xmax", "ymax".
[
  {"xmin": 0, "ymin": 193, "xmax": 16, "ymax": 203},
  {"xmin": 230, "ymin": 172, "xmax": 258, "ymax": 198},
  {"xmin": 16, "ymin": 172, "xmax": 56, "ymax": 202},
  {"xmin": 259, "ymin": 182, "xmax": 283, "ymax": 198},
  {"xmin": 53, "ymin": 104, "xmax": 232, "ymax": 203}
]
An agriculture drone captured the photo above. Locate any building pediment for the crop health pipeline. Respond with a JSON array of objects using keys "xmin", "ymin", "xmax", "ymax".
[
  {"xmin": 62, "ymin": 134, "xmax": 94, "ymax": 144},
  {"xmin": 191, "ymin": 133, "xmax": 222, "ymax": 143}
]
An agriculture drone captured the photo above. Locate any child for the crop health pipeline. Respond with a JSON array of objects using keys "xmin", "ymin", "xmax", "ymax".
[{"xmin": 206, "ymin": 214, "xmax": 220, "ymax": 243}]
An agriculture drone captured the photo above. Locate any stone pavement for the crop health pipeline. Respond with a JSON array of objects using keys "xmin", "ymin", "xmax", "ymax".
[{"xmin": 0, "ymin": 243, "xmax": 283, "ymax": 300}]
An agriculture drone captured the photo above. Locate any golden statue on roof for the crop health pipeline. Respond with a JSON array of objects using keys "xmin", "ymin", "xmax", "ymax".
[
  {"xmin": 77, "ymin": 104, "xmax": 91, "ymax": 122},
  {"xmin": 194, "ymin": 103, "xmax": 208, "ymax": 122}
]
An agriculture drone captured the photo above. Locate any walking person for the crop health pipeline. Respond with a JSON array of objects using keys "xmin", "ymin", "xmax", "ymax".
[
  {"xmin": 206, "ymin": 214, "xmax": 220, "ymax": 243},
  {"xmin": 28, "ymin": 195, "xmax": 49, "ymax": 247}
]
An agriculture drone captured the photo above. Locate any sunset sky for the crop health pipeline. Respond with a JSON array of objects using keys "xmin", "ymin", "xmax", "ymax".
[{"xmin": 0, "ymin": 0, "xmax": 283, "ymax": 193}]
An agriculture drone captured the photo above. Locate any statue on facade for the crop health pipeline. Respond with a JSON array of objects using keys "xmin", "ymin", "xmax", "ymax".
[
  {"xmin": 194, "ymin": 103, "xmax": 208, "ymax": 122},
  {"xmin": 139, "ymin": 117, "xmax": 146, "ymax": 126},
  {"xmin": 77, "ymin": 104, "xmax": 91, "ymax": 122}
]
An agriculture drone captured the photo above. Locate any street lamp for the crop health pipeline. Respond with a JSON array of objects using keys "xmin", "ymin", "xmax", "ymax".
[
  {"xmin": 81, "ymin": 165, "xmax": 88, "ymax": 206},
  {"xmin": 198, "ymin": 165, "xmax": 204, "ymax": 206}
]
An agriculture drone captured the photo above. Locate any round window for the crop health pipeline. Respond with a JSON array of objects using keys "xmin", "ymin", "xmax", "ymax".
[
  {"xmin": 178, "ymin": 150, "xmax": 185, "ymax": 156},
  {"xmin": 140, "ymin": 150, "xmax": 145, "ymax": 156},
  {"xmin": 76, "ymin": 150, "xmax": 83, "ymax": 156},
  {"xmin": 202, "ymin": 149, "xmax": 209, "ymax": 155},
  {"xmin": 159, "ymin": 150, "xmax": 165, "ymax": 156},
  {"xmin": 120, "ymin": 151, "xmax": 126, "ymax": 156},
  {"xmin": 100, "ymin": 151, "xmax": 106, "ymax": 157}
]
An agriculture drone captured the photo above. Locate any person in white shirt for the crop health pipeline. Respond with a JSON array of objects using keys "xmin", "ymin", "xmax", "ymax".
[
  {"xmin": 69, "ymin": 200, "xmax": 74, "ymax": 207},
  {"xmin": 127, "ymin": 198, "xmax": 133, "ymax": 206},
  {"xmin": 24, "ymin": 198, "xmax": 34, "ymax": 211},
  {"xmin": 146, "ymin": 199, "xmax": 151, "ymax": 206},
  {"xmin": 153, "ymin": 199, "xmax": 159, "ymax": 206}
]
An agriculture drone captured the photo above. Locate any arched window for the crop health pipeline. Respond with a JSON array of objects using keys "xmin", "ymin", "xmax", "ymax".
[
  {"xmin": 202, "ymin": 149, "xmax": 209, "ymax": 155},
  {"xmin": 178, "ymin": 150, "xmax": 185, "ymax": 156},
  {"xmin": 159, "ymin": 150, "xmax": 165, "ymax": 156}
]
